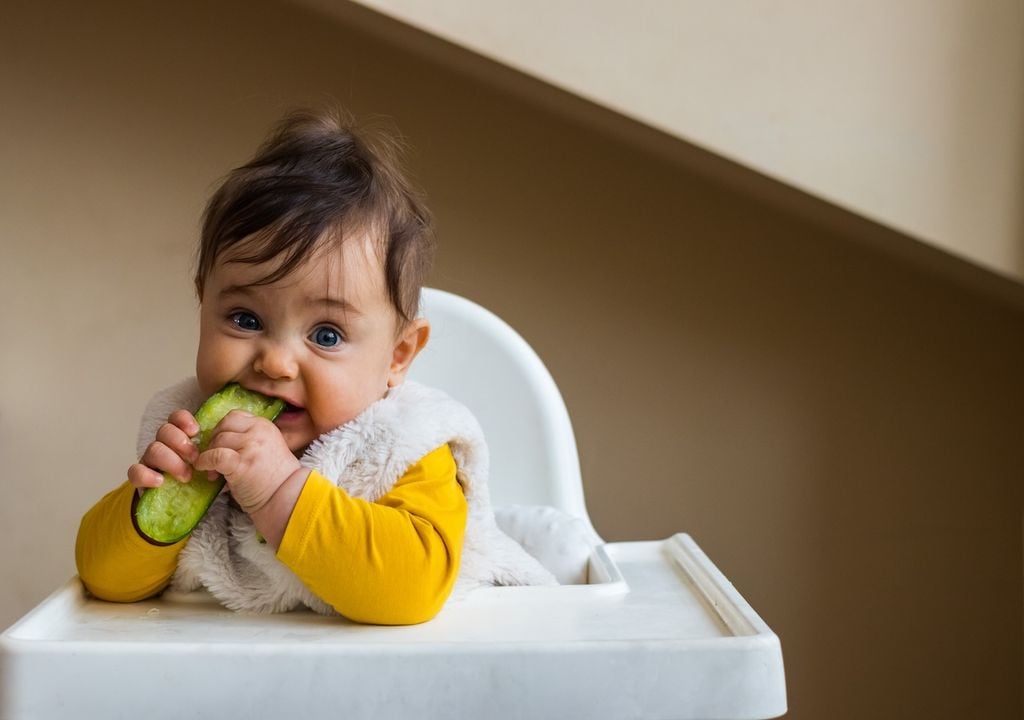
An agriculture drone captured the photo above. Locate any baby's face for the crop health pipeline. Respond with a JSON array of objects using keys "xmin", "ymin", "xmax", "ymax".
[{"xmin": 196, "ymin": 233, "xmax": 425, "ymax": 455}]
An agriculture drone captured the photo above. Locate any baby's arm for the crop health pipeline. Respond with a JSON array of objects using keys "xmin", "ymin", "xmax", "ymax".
[
  {"xmin": 75, "ymin": 411, "xmax": 199, "ymax": 602},
  {"xmin": 191, "ymin": 417, "xmax": 466, "ymax": 624},
  {"xmin": 277, "ymin": 445, "xmax": 467, "ymax": 625},
  {"xmin": 188, "ymin": 415, "xmax": 466, "ymax": 623},
  {"xmin": 75, "ymin": 483, "xmax": 184, "ymax": 601}
]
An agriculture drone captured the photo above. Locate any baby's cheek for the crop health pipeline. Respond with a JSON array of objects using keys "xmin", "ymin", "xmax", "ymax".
[
  {"xmin": 309, "ymin": 399, "xmax": 357, "ymax": 437},
  {"xmin": 195, "ymin": 333, "xmax": 243, "ymax": 396},
  {"xmin": 194, "ymin": 356, "xmax": 224, "ymax": 396}
]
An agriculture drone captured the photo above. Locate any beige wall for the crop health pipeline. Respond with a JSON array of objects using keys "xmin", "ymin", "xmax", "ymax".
[
  {"xmin": 2, "ymin": 1, "xmax": 1022, "ymax": 718},
  {"xmin": 309, "ymin": 0, "xmax": 1024, "ymax": 284}
]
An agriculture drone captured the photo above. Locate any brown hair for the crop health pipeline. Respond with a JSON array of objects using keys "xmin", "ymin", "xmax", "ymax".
[{"xmin": 194, "ymin": 107, "xmax": 435, "ymax": 324}]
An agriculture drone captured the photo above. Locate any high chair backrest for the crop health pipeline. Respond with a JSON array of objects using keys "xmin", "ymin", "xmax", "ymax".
[{"xmin": 409, "ymin": 289, "xmax": 596, "ymax": 537}]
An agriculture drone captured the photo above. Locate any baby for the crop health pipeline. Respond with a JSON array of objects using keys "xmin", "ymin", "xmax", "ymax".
[{"xmin": 75, "ymin": 108, "xmax": 554, "ymax": 624}]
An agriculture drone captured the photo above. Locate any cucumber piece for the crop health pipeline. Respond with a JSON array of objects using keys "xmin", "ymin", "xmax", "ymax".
[{"xmin": 134, "ymin": 383, "xmax": 285, "ymax": 544}]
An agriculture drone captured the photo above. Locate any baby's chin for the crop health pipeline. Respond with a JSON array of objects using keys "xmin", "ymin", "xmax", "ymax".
[
  {"xmin": 284, "ymin": 435, "xmax": 314, "ymax": 457},
  {"xmin": 273, "ymin": 412, "xmax": 316, "ymax": 454}
]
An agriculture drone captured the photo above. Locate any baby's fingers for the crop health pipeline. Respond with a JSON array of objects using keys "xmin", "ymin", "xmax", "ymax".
[
  {"xmin": 141, "ymin": 441, "xmax": 193, "ymax": 483},
  {"xmin": 167, "ymin": 409, "xmax": 200, "ymax": 437},
  {"xmin": 194, "ymin": 447, "xmax": 240, "ymax": 480},
  {"xmin": 128, "ymin": 462, "xmax": 165, "ymax": 489},
  {"xmin": 155, "ymin": 421, "xmax": 199, "ymax": 464}
]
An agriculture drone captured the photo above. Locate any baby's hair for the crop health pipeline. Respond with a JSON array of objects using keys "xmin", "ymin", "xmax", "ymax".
[{"xmin": 194, "ymin": 107, "xmax": 435, "ymax": 324}]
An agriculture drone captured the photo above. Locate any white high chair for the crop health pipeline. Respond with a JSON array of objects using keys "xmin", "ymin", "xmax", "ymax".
[{"xmin": 1, "ymin": 288, "xmax": 787, "ymax": 720}]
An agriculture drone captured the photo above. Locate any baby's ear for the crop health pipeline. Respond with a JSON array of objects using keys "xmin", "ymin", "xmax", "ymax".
[{"xmin": 388, "ymin": 318, "xmax": 430, "ymax": 388}]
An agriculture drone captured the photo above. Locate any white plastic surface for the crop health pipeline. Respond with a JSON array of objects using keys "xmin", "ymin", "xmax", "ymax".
[
  {"xmin": 1, "ymin": 535, "xmax": 786, "ymax": 719},
  {"xmin": 412, "ymin": 289, "xmax": 599, "ymax": 541}
]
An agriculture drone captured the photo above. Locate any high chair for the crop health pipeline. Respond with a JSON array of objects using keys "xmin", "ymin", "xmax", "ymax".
[{"xmin": 1, "ymin": 288, "xmax": 787, "ymax": 719}]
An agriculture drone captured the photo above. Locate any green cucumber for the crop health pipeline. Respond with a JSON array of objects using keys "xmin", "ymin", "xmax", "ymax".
[{"xmin": 134, "ymin": 383, "xmax": 285, "ymax": 544}]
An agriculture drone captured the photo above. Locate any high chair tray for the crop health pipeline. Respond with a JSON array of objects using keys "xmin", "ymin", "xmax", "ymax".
[{"xmin": 1, "ymin": 534, "xmax": 786, "ymax": 720}]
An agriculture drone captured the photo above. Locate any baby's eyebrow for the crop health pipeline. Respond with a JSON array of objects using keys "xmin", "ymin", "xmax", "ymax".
[
  {"xmin": 306, "ymin": 295, "xmax": 361, "ymax": 315},
  {"xmin": 218, "ymin": 284, "xmax": 254, "ymax": 299},
  {"xmin": 216, "ymin": 285, "xmax": 361, "ymax": 316}
]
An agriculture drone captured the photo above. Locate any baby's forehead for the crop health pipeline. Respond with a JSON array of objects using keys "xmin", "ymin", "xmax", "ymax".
[{"xmin": 212, "ymin": 233, "xmax": 389, "ymax": 304}]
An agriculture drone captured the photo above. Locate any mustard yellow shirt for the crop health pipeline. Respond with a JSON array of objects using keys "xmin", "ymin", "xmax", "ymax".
[{"xmin": 75, "ymin": 445, "xmax": 466, "ymax": 625}]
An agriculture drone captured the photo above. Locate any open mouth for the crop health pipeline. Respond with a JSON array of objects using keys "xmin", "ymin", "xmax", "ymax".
[{"xmin": 272, "ymin": 402, "xmax": 306, "ymax": 425}]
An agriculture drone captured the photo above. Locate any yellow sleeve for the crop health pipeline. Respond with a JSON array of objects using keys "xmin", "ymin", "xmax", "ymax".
[
  {"xmin": 277, "ymin": 444, "xmax": 467, "ymax": 625},
  {"xmin": 75, "ymin": 481, "xmax": 187, "ymax": 602}
]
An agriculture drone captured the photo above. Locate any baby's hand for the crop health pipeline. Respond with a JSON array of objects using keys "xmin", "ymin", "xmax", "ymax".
[
  {"xmin": 193, "ymin": 410, "xmax": 301, "ymax": 515},
  {"xmin": 128, "ymin": 410, "xmax": 201, "ymax": 489}
]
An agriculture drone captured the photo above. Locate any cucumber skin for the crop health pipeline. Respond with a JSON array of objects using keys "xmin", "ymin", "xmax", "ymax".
[{"xmin": 134, "ymin": 384, "xmax": 286, "ymax": 544}]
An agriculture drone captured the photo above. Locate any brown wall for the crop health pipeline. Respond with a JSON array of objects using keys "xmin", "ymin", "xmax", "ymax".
[
  {"xmin": 2, "ymin": 1, "xmax": 1022, "ymax": 717},
  {"xmin": 305, "ymin": 0, "xmax": 1024, "ymax": 283}
]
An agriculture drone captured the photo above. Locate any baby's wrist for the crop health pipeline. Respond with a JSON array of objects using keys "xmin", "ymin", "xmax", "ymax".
[
  {"xmin": 248, "ymin": 466, "xmax": 311, "ymax": 548},
  {"xmin": 272, "ymin": 466, "xmax": 311, "ymax": 508}
]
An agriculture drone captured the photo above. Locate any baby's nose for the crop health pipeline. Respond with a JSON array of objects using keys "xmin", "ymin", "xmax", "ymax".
[{"xmin": 254, "ymin": 342, "xmax": 299, "ymax": 379}]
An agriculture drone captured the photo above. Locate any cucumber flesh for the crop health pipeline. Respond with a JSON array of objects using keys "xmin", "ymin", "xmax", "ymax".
[{"xmin": 134, "ymin": 384, "xmax": 286, "ymax": 544}]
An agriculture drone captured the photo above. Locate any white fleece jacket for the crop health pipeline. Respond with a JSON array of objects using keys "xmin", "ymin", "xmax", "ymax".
[{"xmin": 135, "ymin": 378, "xmax": 556, "ymax": 615}]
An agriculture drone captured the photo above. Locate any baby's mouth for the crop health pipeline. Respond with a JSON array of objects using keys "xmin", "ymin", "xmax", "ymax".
[{"xmin": 275, "ymin": 402, "xmax": 306, "ymax": 422}]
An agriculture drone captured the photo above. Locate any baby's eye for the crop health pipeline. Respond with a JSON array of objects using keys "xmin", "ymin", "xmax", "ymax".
[
  {"xmin": 230, "ymin": 311, "xmax": 262, "ymax": 332},
  {"xmin": 311, "ymin": 325, "xmax": 343, "ymax": 348}
]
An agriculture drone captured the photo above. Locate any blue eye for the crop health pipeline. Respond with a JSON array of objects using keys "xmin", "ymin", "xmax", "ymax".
[
  {"xmin": 230, "ymin": 312, "xmax": 262, "ymax": 332},
  {"xmin": 311, "ymin": 326, "xmax": 343, "ymax": 348}
]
